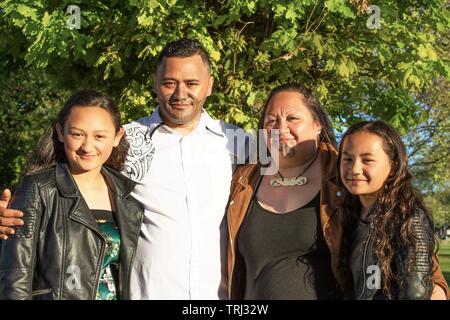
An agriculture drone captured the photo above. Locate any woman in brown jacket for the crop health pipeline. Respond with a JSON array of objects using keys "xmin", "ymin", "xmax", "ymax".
[{"xmin": 226, "ymin": 83, "xmax": 449, "ymax": 300}]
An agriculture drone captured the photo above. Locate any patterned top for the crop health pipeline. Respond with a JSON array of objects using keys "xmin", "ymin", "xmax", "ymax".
[{"xmin": 92, "ymin": 209, "xmax": 121, "ymax": 300}]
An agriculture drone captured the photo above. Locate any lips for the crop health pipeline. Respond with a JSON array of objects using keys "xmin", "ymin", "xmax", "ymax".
[
  {"xmin": 169, "ymin": 102, "xmax": 192, "ymax": 110},
  {"xmin": 346, "ymin": 179, "xmax": 367, "ymax": 185},
  {"xmin": 278, "ymin": 135, "xmax": 293, "ymax": 143},
  {"xmin": 79, "ymin": 154, "xmax": 96, "ymax": 160}
]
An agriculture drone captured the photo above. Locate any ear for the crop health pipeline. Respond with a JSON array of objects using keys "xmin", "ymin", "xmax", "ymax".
[
  {"xmin": 314, "ymin": 120, "xmax": 322, "ymax": 134},
  {"xmin": 388, "ymin": 163, "xmax": 396, "ymax": 178},
  {"xmin": 114, "ymin": 127, "xmax": 125, "ymax": 147},
  {"xmin": 206, "ymin": 75, "xmax": 214, "ymax": 97},
  {"xmin": 55, "ymin": 123, "xmax": 65, "ymax": 143}
]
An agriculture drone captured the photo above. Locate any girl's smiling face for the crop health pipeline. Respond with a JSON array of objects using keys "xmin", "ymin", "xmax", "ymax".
[
  {"xmin": 56, "ymin": 106, "xmax": 124, "ymax": 175},
  {"xmin": 340, "ymin": 131, "xmax": 392, "ymax": 198}
]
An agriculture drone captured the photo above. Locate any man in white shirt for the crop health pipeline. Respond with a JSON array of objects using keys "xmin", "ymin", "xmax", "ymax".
[
  {"xmin": 124, "ymin": 39, "xmax": 248, "ymax": 299},
  {"xmin": 0, "ymin": 39, "xmax": 248, "ymax": 300}
]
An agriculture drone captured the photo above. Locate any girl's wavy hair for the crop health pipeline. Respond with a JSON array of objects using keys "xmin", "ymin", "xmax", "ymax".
[
  {"xmin": 25, "ymin": 89, "xmax": 129, "ymax": 174},
  {"xmin": 336, "ymin": 120, "xmax": 435, "ymax": 298},
  {"xmin": 257, "ymin": 83, "xmax": 336, "ymax": 165}
]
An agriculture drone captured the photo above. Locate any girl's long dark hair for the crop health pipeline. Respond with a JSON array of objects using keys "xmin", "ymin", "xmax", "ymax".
[
  {"xmin": 25, "ymin": 89, "xmax": 129, "ymax": 174},
  {"xmin": 337, "ymin": 120, "xmax": 435, "ymax": 298}
]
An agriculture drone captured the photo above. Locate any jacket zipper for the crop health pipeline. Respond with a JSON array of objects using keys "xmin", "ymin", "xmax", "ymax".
[
  {"xmin": 32, "ymin": 288, "xmax": 53, "ymax": 296},
  {"xmin": 358, "ymin": 224, "xmax": 374, "ymax": 299},
  {"xmin": 93, "ymin": 237, "xmax": 106, "ymax": 299}
]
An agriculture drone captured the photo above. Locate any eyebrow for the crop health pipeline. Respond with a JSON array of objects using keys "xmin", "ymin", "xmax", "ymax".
[
  {"xmin": 69, "ymin": 127, "xmax": 109, "ymax": 133},
  {"xmin": 161, "ymin": 77, "xmax": 200, "ymax": 82},
  {"xmin": 266, "ymin": 111, "xmax": 303, "ymax": 117},
  {"xmin": 342, "ymin": 151, "xmax": 375, "ymax": 156}
]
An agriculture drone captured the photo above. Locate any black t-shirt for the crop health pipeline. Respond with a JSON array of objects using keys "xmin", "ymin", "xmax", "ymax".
[{"xmin": 237, "ymin": 192, "xmax": 340, "ymax": 299}]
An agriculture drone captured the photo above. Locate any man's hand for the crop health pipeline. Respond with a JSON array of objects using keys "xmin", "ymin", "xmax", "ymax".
[{"xmin": 0, "ymin": 189, "xmax": 24, "ymax": 240}]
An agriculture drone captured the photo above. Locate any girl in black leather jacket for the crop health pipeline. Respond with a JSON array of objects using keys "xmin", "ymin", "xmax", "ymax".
[
  {"xmin": 337, "ymin": 120, "xmax": 445, "ymax": 299},
  {"xmin": 0, "ymin": 90, "xmax": 144, "ymax": 299}
]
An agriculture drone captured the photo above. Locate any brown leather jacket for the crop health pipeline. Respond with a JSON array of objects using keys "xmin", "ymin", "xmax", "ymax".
[{"xmin": 226, "ymin": 142, "xmax": 449, "ymax": 299}]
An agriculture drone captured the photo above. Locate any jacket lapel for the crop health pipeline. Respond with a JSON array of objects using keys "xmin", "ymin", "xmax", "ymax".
[{"xmin": 55, "ymin": 163, "xmax": 101, "ymax": 233}]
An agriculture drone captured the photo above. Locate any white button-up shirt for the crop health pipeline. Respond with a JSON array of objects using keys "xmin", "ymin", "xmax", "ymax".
[{"xmin": 123, "ymin": 108, "xmax": 249, "ymax": 299}]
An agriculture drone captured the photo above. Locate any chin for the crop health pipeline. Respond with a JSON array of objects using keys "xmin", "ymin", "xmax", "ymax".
[{"xmin": 73, "ymin": 162, "xmax": 102, "ymax": 173}]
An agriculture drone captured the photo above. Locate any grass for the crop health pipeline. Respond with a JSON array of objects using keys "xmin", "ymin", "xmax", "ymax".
[{"xmin": 438, "ymin": 239, "xmax": 450, "ymax": 285}]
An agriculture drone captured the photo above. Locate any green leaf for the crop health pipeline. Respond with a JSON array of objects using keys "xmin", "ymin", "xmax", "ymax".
[
  {"xmin": 42, "ymin": 12, "xmax": 51, "ymax": 27},
  {"xmin": 417, "ymin": 44, "xmax": 427, "ymax": 59},
  {"xmin": 210, "ymin": 50, "xmax": 221, "ymax": 62},
  {"xmin": 285, "ymin": 8, "xmax": 297, "ymax": 23},
  {"xmin": 312, "ymin": 34, "xmax": 323, "ymax": 56},
  {"xmin": 325, "ymin": 0, "xmax": 356, "ymax": 19},
  {"xmin": 325, "ymin": 59, "xmax": 335, "ymax": 71},
  {"xmin": 337, "ymin": 61, "xmax": 350, "ymax": 78},
  {"xmin": 137, "ymin": 14, "xmax": 153, "ymax": 27},
  {"xmin": 316, "ymin": 83, "xmax": 328, "ymax": 98},
  {"xmin": 427, "ymin": 46, "xmax": 438, "ymax": 61},
  {"xmin": 246, "ymin": 92, "xmax": 256, "ymax": 106},
  {"xmin": 17, "ymin": 4, "xmax": 37, "ymax": 21}
]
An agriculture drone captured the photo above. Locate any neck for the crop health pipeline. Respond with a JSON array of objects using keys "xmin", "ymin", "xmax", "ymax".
[
  {"xmin": 71, "ymin": 168, "xmax": 104, "ymax": 190},
  {"xmin": 277, "ymin": 147, "xmax": 318, "ymax": 176},
  {"xmin": 161, "ymin": 112, "xmax": 201, "ymax": 136},
  {"xmin": 359, "ymin": 194, "xmax": 378, "ymax": 220}
]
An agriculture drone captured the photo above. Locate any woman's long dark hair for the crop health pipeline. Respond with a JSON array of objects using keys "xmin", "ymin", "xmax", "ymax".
[
  {"xmin": 257, "ymin": 83, "xmax": 337, "ymax": 165},
  {"xmin": 337, "ymin": 120, "xmax": 435, "ymax": 298},
  {"xmin": 25, "ymin": 89, "xmax": 129, "ymax": 174}
]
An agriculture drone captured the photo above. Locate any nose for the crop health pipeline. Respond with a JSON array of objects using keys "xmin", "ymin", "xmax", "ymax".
[
  {"xmin": 80, "ymin": 137, "xmax": 95, "ymax": 153},
  {"xmin": 275, "ymin": 119, "xmax": 289, "ymax": 133},
  {"xmin": 172, "ymin": 83, "xmax": 187, "ymax": 100},
  {"xmin": 350, "ymin": 160, "xmax": 363, "ymax": 176}
]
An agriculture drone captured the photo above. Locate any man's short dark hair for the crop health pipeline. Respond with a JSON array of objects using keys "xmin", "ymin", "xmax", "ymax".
[{"xmin": 156, "ymin": 38, "xmax": 211, "ymax": 73}]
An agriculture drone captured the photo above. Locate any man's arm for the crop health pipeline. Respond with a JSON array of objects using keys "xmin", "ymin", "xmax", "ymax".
[{"xmin": 0, "ymin": 189, "xmax": 24, "ymax": 240}]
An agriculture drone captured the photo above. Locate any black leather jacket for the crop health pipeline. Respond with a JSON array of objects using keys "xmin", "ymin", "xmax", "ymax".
[
  {"xmin": 350, "ymin": 209, "xmax": 434, "ymax": 300},
  {"xmin": 0, "ymin": 163, "xmax": 144, "ymax": 300}
]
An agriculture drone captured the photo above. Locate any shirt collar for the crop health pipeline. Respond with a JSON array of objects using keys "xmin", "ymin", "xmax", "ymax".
[{"xmin": 147, "ymin": 106, "xmax": 225, "ymax": 137}]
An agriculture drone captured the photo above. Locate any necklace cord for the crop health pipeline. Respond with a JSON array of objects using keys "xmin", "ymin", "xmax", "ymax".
[{"xmin": 278, "ymin": 149, "xmax": 319, "ymax": 180}]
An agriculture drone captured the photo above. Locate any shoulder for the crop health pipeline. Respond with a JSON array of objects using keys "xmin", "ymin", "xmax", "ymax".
[
  {"xmin": 231, "ymin": 164, "xmax": 260, "ymax": 189},
  {"xmin": 123, "ymin": 119, "xmax": 157, "ymax": 140},
  {"xmin": 17, "ymin": 167, "xmax": 57, "ymax": 192},
  {"xmin": 203, "ymin": 113, "xmax": 243, "ymax": 137},
  {"xmin": 123, "ymin": 110, "xmax": 162, "ymax": 140},
  {"xmin": 411, "ymin": 207, "xmax": 433, "ymax": 231},
  {"xmin": 102, "ymin": 166, "xmax": 136, "ymax": 195},
  {"xmin": 234, "ymin": 163, "xmax": 258, "ymax": 177},
  {"xmin": 122, "ymin": 119, "xmax": 158, "ymax": 182}
]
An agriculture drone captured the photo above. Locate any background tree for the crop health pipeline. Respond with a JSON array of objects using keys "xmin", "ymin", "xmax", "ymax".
[
  {"xmin": 1, "ymin": 0, "xmax": 449, "ymax": 230},
  {"xmin": 0, "ymin": 68, "xmax": 69, "ymax": 187}
]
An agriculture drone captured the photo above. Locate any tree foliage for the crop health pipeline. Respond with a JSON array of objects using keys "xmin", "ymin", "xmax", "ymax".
[
  {"xmin": 0, "ymin": 0, "xmax": 449, "ymax": 192},
  {"xmin": 0, "ymin": 68, "xmax": 69, "ymax": 188}
]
